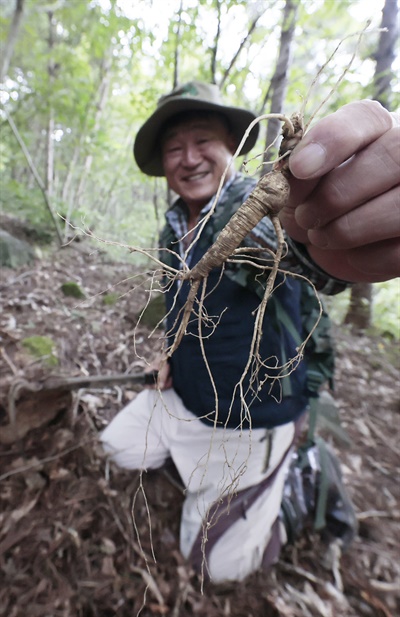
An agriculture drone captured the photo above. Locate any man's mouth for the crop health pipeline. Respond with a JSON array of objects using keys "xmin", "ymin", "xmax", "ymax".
[{"xmin": 183, "ymin": 172, "xmax": 209, "ymax": 183}]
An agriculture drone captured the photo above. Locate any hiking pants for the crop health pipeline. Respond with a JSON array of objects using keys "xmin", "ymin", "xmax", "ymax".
[{"xmin": 100, "ymin": 388, "xmax": 298, "ymax": 583}]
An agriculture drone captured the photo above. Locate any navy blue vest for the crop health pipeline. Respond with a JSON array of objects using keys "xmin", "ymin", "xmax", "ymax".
[{"xmin": 163, "ymin": 233, "xmax": 309, "ymax": 430}]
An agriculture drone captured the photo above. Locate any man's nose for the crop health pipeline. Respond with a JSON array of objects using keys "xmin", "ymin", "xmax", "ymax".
[{"xmin": 181, "ymin": 144, "xmax": 202, "ymax": 167}]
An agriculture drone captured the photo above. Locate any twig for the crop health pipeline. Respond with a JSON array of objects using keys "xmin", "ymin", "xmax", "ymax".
[
  {"xmin": 1, "ymin": 347, "xmax": 20, "ymax": 375},
  {"xmin": 279, "ymin": 561, "xmax": 326, "ymax": 586},
  {"xmin": 131, "ymin": 566, "xmax": 165, "ymax": 607},
  {"xmin": 364, "ymin": 418, "xmax": 400, "ymax": 457},
  {"xmin": 357, "ymin": 509, "xmax": 399, "ymax": 521},
  {"xmin": 0, "ymin": 438, "xmax": 94, "ymax": 482},
  {"xmin": 304, "ymin": 23, "xmax": 387, "ymax": 130}
]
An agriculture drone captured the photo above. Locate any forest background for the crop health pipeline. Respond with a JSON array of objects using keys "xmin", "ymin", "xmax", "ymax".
[
  {"xmin": 1, "ymin": 3, "xmax": 399, "ymax": 615},
  {"xmin": 0, "ymin": 0, "xmax": 399, "ymax": 338}
]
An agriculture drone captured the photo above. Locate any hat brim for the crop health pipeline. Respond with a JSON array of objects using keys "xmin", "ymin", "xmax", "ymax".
[{"xmin": 133, "ymin": 97, "xmax": 259, "ymax": 177}]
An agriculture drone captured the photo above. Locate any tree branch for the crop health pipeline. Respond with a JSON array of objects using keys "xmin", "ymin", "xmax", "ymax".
[
  {"xmin": 218, "ymin": 10, "xmax": 265, "ymax": 91},
  {"xmin": 4, "ymin": 109, "xmax": 63, "ymax": 245}
]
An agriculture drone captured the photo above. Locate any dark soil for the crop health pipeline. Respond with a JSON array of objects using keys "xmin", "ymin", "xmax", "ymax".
[{"xmin": 0, "ymin": 243, "xmax": 399, "ymax": 617}]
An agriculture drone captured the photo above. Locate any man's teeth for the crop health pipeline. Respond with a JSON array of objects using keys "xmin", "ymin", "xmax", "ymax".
[{"xmin": 186, "ymin": 173, "xmax": 206, "ymax": 181}]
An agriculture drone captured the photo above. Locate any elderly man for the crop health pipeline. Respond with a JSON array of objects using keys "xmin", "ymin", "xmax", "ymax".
[{"xmin": 101, "ymin": 81, "xmax": 399, "ymax": 582}]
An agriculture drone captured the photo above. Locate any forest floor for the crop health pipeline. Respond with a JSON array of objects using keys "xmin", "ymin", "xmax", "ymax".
[{"xmin": 0, "ymin": 241, "xmax": 399, "ymax": 617}]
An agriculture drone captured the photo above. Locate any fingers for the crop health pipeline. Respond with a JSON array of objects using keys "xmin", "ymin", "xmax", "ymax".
[
  {"xmin": 345, "ymin": 238, "xmax": 400, "ymax": 280},
  {"xmin": 145, "ymin": 353, "xmax": 172, "ymax": 390},
  {"xmin": 308, "ymin": 238, "xmax": 400, "ymax": 282},
  {"xmin": 307, "ymin": 185, "xmax": 400, "ymax": 250},
  {"xmin": 295, "ymin": 123, "xmax": 400, "ymax": 230},
  {"xmin": 289, "ymin": 99, "xmax": 394, "ymax": 180},
  {"xmin": 156, "ymin": 360, "xmax": 173, "ymax": 390},
  {"xmin": 281, "ymin": 101, "xmax": 400, "ymax": 283}
]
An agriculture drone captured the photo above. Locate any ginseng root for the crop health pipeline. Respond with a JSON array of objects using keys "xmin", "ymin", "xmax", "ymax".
[{"xmin": 168, "ymin": 112, "xmax": 303, "ymax": 355}]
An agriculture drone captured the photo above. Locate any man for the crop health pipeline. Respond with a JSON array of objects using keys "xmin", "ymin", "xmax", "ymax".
[{"xmin": 101, "ymin": 82, "xmax": 399, "ymax": 582}]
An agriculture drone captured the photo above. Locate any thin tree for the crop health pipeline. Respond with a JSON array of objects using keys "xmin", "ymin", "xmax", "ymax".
[
  {"xmin": 218, "ymin": 9, "xmax": 266, "ymax": 91},
  {"xmin": 260, "ymin": 0, "xmax": 299, "ymax": 171},
  {"xmin": 0, "ymin": 0, "xmax": 25, "ymax": 83},
  {"xmin": 46, "ymin": 10, "xmax": 56, "ymax": 199},
  {"xmin": 172, "ymin": 0, "xmax": 184, "ymax": 88},
  {"xmin": 373, "ymin": 0, "xmax": 398, "ymax": 108},
  {"xmin": 72, "ymin": 54, "xmax": 112, "ymax": 211},
  {"xmin": 210, "ymin": 0, "xmax": 222, "ymax": 84},
  {"xmin": 344, "ymin": 0, "xmax": 398, "ymax": 331}
]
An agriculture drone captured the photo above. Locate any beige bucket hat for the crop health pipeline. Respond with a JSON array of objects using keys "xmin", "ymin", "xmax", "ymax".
[{"xmin": 133, "ymin": 81, "xmax": 259, "ymax": 177}]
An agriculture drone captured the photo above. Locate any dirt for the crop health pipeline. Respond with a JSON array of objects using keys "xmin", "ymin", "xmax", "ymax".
[{"xmin": 0, "ymin": 242, "xmax": 399, "ymax": 617}]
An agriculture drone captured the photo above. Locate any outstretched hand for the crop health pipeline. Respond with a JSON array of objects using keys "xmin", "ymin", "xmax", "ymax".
[
  {"xmin": 280, "ymin": 100, "xmax": 400, "ymax": 283},
  {"xmin": 145, "ymin": 353, "xmax": 173, "ymax": 390}
]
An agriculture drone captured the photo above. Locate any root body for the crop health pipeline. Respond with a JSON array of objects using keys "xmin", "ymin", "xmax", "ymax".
[{"xmin": 185, "ymin": 170, "xmax": 290, "ymax": 282}]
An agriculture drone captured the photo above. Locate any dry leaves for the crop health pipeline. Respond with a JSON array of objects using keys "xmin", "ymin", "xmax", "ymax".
[{"xmin": 0, "ymin": 245, "xmax": 399, "ymax": 616}]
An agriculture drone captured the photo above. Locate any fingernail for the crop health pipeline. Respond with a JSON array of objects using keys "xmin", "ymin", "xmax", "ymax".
[{"xmin": 290, "ymin": 142, "xmax": 326, "ymax": 178}]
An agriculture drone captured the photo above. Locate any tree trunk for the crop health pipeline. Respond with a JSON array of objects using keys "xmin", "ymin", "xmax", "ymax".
[
  {"xmin": 73, "ymin": 55, "xmax": 112, "ymax": 209},
  {"xmin": 0, "ymin": 0, "xmax": 25, "ymax": 83},
  {"xmin": 344, "ymin": 282, "xmax": 373, "ymax": 330},
  {"xmin": 373, "ymin": 0, "xmax": 399, "ymax": 109},
  {"xmin": 172, "ymin": 0, "xmax": 184, "ymax": 88},
  {"xmin": 46, "ymin": 11, "xmax": 56, "ymax": 199},
  {"xmin": 344, "ymin": 0, "xmax": 397, "ymax": 331},
  {"xmin": 260, "ymin": 0, "xmax": 299, "ymax": 170},
  {"xmin": 218, "ymin": 10, "xmax": 265, "ymax": 91},
  {"xmin": 210, "ymin": 0, "xmax": 222, "ymax": 84},
  {"xmin": 61, "ymin": 94, "xmax": 100, "ymax": 238}
]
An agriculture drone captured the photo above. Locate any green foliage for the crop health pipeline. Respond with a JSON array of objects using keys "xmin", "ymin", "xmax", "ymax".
[
  {"xmin": 1, "ymin": 0, "xmax": 397, "ymax": 338},
  {"xmin": 371, "ymin": 281, "xmax": 400, "ymax": 340},
  {"xmin": 102, "ymin": 292, "xmax": 119, "ymax": 306},
  {"xmin": 325, "ymin": 280, "xmax": 400, "ymax": 341},
  {"xmin": 0, "ymin": 178, "xmax": 56, "ymax": 243},
  {"xmin": 21, "ymin": 335, "xmax": 58, "ymax": 366},
  {"xmin": 60, "ymin": 281, "xmax": 86, "ymax": 299}
]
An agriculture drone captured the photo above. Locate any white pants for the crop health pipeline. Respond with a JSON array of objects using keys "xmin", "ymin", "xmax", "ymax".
[{"xmin": 100, "ymin": 388, "xmax": 296, "ymax": 582}]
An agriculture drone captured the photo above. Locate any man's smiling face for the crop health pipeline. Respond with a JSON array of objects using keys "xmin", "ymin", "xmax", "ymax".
[{"xmin": 161, "ymin": 112, "xmax": 236, "ymax": 217}]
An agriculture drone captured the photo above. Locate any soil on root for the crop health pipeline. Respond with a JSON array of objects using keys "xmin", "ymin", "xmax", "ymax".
[{"xmin": 0, "ymin": 245, "xmax": 399, "ymax": 617}]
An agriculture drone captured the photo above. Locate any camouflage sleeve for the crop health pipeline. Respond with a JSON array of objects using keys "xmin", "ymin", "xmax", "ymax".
[{"xmin": 245, "ymin": 217, "xmax": 350, "ymax": 296}]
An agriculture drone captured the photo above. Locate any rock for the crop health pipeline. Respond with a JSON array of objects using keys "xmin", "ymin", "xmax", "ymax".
[{"xmin": 0, "ymin": 230, "xmax": 35, "ymax": 268}]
